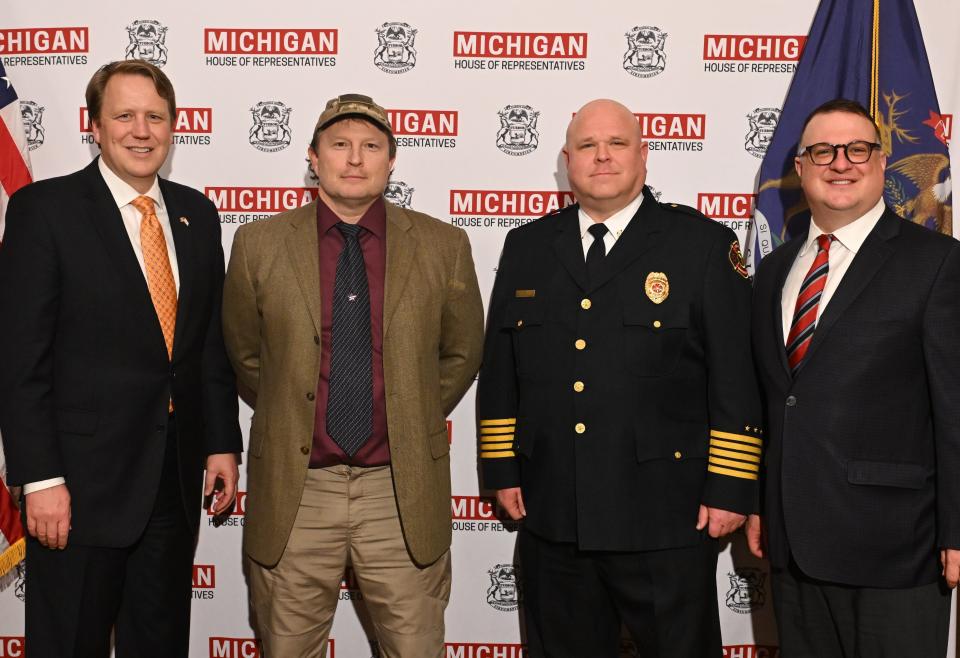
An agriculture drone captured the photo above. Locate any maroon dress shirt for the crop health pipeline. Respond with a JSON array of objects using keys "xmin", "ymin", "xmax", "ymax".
[{"xmin": 310, "ymin": 197, "xmax": 390, "ymax": 467}]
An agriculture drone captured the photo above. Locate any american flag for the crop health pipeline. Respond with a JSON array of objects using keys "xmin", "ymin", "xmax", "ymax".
[{"xmin": 0, "ymin": 60, "xmax": 31, "ymax": 580}]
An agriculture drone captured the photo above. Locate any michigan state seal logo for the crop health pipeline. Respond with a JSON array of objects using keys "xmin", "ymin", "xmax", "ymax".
[
  {"xmin": 486, "ymin": 563, "xmax": 521, "ymax": 611},
  {"xmin": 374, "ymin": 22, "xmax": 417, "ymax": 74},
  {"xmin": 725, "ymin": 568, "xmax": 767, "ymax": 614},
  {"xmin": 745, "ymin": 107, "xmax": 781, "ymax": 158},
  {"xmin": 384, "ymin": 181, "xmax": 414, "ymax": 208},
  {"xmin": 496, "ymin": 105, "xmax": 540, "ymax": 156},
  {"xmin": 125, "ymin": 20, "xmax": 168, "ymax": 67},
  {"xmin": 623, "ymin": 26, "xmax": 667, "ymax": 78},
  {"xmin": 249, "ymin": 102, "xmax": 292, "ymax": 152},
  {"xmin": 20, "ymin": 101, "xmax": 45, "ymax": 151}
]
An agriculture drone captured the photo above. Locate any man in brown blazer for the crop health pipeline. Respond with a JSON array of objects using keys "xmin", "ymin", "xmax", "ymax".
[{"xmin": 222, "ymin": 94, "xmax": 484, "ymax": 658}]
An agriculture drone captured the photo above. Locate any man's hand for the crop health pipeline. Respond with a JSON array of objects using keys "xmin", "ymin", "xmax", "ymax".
[
  {"xmin": 25, "ymin": 484, "xmax": 71, "ymax": 549},
  {"xmin": 496, "ymin": 487, "xmax": 526, "ymax": 520},
  {"xmin": 941, "ymin": 548, "xmax": 960, "ymax": 588},
  {"xmin": 696, "ymin": 504, "xmax": 746, "ymax": 539},
  {"xmin": 745, "ymin": 514, "xmax": 765, "ymax": 559},
  {"xmin": 205, "ymin": 453, "xmax": 239, "ymax": 516}
]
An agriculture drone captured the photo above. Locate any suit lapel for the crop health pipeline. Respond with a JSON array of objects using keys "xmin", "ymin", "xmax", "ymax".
[
  {"xmin": 771, "ymin": 238, "xmax": 804, "ymax": 378},
  {"xmin": 384, "ymin": 203, "xmax": 416, "ymax": 338},
  {"xmin": 801, "ymin": 210, "xmax": 899, "ymax": 368},
  {"xmin": 587, "ymin": 193, "xmax": 667, "ymax": 293},
  {"xmin": 160, "ymin": 179, "xmax": 195, "ymax": 359},
  {"xmin": 552, "ymin": 206, "xmax": 589, "ymax": 292},
  {"xmin": 285, "ymin": 201, "xmax": 323, "ymax": 337}
]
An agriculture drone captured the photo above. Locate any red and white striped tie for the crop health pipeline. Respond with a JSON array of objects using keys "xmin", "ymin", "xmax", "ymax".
[{"xmin": 785, "ymin": 234, "xmax": 834, "ymax": 375}]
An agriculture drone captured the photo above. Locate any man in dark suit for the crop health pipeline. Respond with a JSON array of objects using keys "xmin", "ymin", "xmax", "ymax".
[
  {"xmin": 478, "ymin": 99, "xmax": 763, "ymax": 657},
  {"xmin": 747, "ymin": 98, "xmax": 960, "ymax": 656},
  {"xmin": 0, "ymin": 60, "xmax": 242, "ymax": 657}
]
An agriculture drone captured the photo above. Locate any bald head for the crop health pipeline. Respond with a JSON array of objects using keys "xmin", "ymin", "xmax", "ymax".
[{"xmin": 563, "ymin": 98, "xmax": 649, "ymax": 221}]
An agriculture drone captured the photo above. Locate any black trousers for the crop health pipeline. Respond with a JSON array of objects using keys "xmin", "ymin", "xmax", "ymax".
[
  {"xmin": 519, "ymin": 527, "xmax": 722, "ymax": 658},
  {"xmin": 772, "ymin": 557, "xmax": 951, "ymax": 658},
  {"xmin": 24, "ymin": 419, "xmax": 195, "ymax": 658}
]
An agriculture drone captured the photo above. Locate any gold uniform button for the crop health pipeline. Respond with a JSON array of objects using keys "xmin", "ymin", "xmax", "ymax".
[
  {"xmin": 674, "ymin": 450, "xmax": 682, "ymax": 460},
  {"xmin": 301, "ymin": 446, "xmax": 310, "ymax": 455},
  {"xmin": 575, "ymin": 339, "xmax": 587, "ymax": 350},
  {"xmin": 573, "ymin": 381, "xmax": 585, "ymax": 392},
  {"xmin": 653, "ymin": 320, "xmax": 662, "ymax": 328},
  {"xmin": 580, "ymin": 298, "xmax": 592, "ymax": 310},
  {"xmin": 575, "ymin": 423, "xmax": 586, "ymax": 434}
]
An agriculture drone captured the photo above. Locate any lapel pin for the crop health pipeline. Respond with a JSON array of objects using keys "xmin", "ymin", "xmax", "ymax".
[{"xmin": 179, "ymin": 216, "xmax": 190, "ymax": 226}]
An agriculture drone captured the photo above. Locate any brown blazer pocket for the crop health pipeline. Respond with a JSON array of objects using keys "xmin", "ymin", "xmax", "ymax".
[
  {"xmin": 846, "ymin": 460, "xmax": 926, "ymax": 489},
  {"xmin": 429, "ymin": 426, "xmax": 450, "ymax": 459},
  {"xmin": 56, "ymin": 409, "xmax": 98, "ymax": 435}
]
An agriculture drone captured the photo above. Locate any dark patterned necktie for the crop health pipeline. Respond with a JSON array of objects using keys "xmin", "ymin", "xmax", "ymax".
[
  {"xmin": 785, "ymin": 234, "xmax": 835, "ymax": 376},
  {"xmin": 586, "ymin": 222, "xmax": 609, "ymax": 284},
  {"xmin": 325, "ymin": 222, "xmax": 373, "ymax": 456}
]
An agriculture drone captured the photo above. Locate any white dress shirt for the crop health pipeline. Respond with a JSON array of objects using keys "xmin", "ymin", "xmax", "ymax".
[
  {"xmin": 24, "ymin": 159, "xmax": 180, "ymax": 495},
  {"xmin": 577, "ymin": 190, "xmax": 644, "ymax": 260},
  {"xmin": 780, "ymin": 198, "xmax": 885, "ymax": 344}
]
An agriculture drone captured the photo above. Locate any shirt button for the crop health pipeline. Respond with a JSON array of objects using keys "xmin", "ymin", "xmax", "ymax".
[
  {"xmin": 674, "ymin": 450, "xmax": 682, "ymax": 460},
  {"xmin": 300, "ymin": 446, "xmax": 310, "ymax": 455},
  {"xmin": 516, "ymin": 319, "xmax": 524, "ymax": 328},
  {"xmin": 306, "ymin": 392, "xmax": 315, "ymax": 401},
  {"xmin": 314, "ymin": 335, "xmax": 320, "ymax": 345},
  {"xmin": 580, "ymin": 298, "xmax": 592, "ymax": 310},
  {"xmin": 786, "ymin": 395, "xmax": 797, "ymax": 407},
  {"xmin": 575, "ymin": 339, "xmax": 586, "ymax": 350},
  {"xmin": 573, "ymin": 381, "xmax": 585, "ymax": 393},
  {"xmin": 575, "ymin": 423, "xmax": 586, "ymax": 434},
  {"xmin": 653, "ymin": 320, "xmax": 662, "ymax": 328}
]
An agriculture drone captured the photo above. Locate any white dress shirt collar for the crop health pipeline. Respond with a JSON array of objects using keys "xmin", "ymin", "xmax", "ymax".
[
  {"xmin": 98, "ymin": 156, "xmax": 164, "ymax": 212},
  {"xmin": 801, "ymin": 197, "xmax": 886, "ymax": 258},
  {"xmin": 577, "ymin": 190, "xmax": 645, "ymax": 243}
]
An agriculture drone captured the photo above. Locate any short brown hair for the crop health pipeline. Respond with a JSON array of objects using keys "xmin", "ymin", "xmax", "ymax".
[
  {"xmin": 86, "ymin": 60, "xmax": 176, "ymax": 125},
  {"xmin": 798, "ymin": 98, "xmax": 881, "ymax": 151}
]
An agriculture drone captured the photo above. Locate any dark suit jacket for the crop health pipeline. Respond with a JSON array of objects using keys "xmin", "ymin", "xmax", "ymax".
[
  {"xmin": 752, "ymin": 208, "xmax": 960, "ymax": 588},
  {"xmin": 478, "ymin": 190, "xmax": 763, "ymax": 551},
  {"xmin": 0, "ymin": 158, "xmax": 242, "ymax": 547}
]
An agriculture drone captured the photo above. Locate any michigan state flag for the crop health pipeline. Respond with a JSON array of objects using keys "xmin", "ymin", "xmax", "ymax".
[{"xmin": 751, "ymin": 0, "xmax": 952, "ymax": 268}]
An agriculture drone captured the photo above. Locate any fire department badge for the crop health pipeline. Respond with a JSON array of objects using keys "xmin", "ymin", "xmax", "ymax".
[
  {"xmin": 745, "ymin": 107, "xmax": 781, "ymax": 158},
  {"xmin": 20, "ymin": 101, "xmax": 45, "ymax": 151},
  {"xmin": 374, "ymin": 22, "xmax": 418, "ymax": 74},
  {"xmin": 125, "ymin": 20, "xmax": 168, "ymax": 67},
  {"xmin": 249, "ymin": 101, "xmax": 292, "ymax": 152},
  {"xmin": 729, "ymin": 240, "xmax": 749, "ymax": 279},
  {"xmin": 486, "ymin": 563, "xmax": 521, "ymax": 611},
  {"xmin": 725, "ymin": 569, "xmax": 767, "ymax": 614},
  {"xmin": 384, "ymin": 181, "xmax": 414, "ymax": 208},
  {"xmin": 623, "ymin": 26, "xmax": 667, "ymax": 78},
  {"xmin": 644, "ymin": 272, "xmax": 669, "ymax": 304},
  {"xmin": 496, "ymin": 105, "xmax": 540, "ymax": 156}
]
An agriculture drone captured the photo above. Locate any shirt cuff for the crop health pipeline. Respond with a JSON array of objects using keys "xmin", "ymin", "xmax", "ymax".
[{"xmin": 23, "ymin": 477, "xmax": 66, "ymax": 494}]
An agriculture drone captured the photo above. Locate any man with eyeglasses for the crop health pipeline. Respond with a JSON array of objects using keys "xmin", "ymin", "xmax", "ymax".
[{"xmin": 747, "ymin": 98, "xmax": 960, "ymax": 656}]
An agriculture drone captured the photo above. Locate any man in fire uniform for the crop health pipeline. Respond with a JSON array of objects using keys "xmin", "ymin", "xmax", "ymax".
[{"xmin": 478, "ymin": 99, "xmax": 763, "ymax": 656}]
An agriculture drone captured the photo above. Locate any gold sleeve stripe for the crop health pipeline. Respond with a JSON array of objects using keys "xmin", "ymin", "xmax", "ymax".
[
  {"xmin": 708, "ymin": 447, "xmax": 761, "ymax": 463},
  {"xmin": 481, "ymin": 434, "xmax": 514, "ymax": 443},
  {"xmin": 480, "ymin": 442, "xmax": 514, "ymax": 450},
  {"xmin": 480, "ymin": 418, "xmax": 516, "ymax": 427},
  {"xmin": 709, "ymin": 438, "xmax": 762, "ymax": 455},
  {"xmin": 710, "ymin": 430, "xmax": 763, "ymax": 446},
  {"xmin": 709, "ymin": 456, "xmax": 760, "ymax": 472},
  {"xmin": 708, "ymin": 464, "xmax": 759, "ymax": 481},
  {"xmin": 480, "ymin": 426, "xmax": 515, "ymax": 435},
  {"xmin": 481, "ymin": 450, "xmax": 516, "ymax": 459}
]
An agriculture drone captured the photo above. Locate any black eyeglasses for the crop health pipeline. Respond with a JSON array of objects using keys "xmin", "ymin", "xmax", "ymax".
[{"xmin": 798, "ymin": 140, "xmax": 882, "ymax": 165}]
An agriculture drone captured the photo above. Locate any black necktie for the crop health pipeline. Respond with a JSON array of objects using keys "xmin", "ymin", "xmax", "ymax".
[
  {"xmin": 586, "ymin": 222, "xmax": 609, "ymax": 285},
  {"xmin": 326, "ymin": 222, "xmax": 373, "ymax": 456}
]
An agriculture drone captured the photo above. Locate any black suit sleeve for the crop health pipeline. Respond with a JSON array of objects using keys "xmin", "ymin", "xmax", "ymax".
[
  {"xmin": 0, "ymin": 189, "xmax": 64, "ymax": 485},
  {"xmin": 924, "ymin": 240, "xmax": 960, "ymax": 548},
  {"xmin": 700, "ymin": 231, "xmax": 764, "ymax": 514}
]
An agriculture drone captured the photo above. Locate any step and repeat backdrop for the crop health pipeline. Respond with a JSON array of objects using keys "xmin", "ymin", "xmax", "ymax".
[{"xmin": 1, "ymin": 1, "xmax": 958, "ymax": 656}]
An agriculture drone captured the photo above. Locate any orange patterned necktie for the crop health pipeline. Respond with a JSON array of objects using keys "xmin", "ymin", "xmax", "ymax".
[{"xmin": 131, "ymin": 195, "xmax": 177, "ymax": 360}]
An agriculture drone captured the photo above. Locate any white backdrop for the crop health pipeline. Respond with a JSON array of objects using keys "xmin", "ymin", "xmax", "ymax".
[{"xmin": 1, "ymin": 1, "xmax": 958, "ymax": 656}]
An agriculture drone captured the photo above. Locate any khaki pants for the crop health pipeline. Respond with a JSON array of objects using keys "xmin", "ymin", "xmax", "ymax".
[{"xmin": 248, "ymin": 465, "xmax": 451, "ymax": 658}]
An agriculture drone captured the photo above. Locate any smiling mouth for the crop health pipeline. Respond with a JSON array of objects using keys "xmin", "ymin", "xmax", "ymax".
[
  {"xmin": 127, "ymin": 146, "xmax": 153, "ymax": 153},
  {"xmin": 828, "ymin": 180, "xmax": 855, "ymax": 185}
]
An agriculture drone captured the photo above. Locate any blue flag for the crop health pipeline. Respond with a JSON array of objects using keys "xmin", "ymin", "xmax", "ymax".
[{"xmin": 752, "ymin": 0, "xmax": 952, "ymax": 268}]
